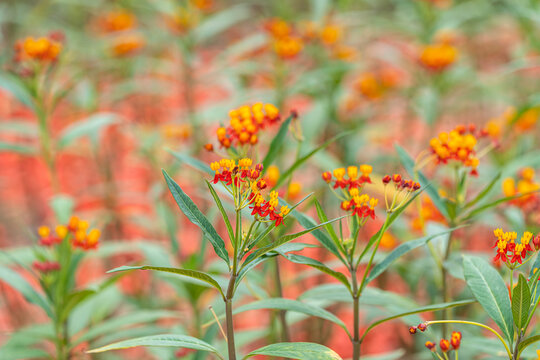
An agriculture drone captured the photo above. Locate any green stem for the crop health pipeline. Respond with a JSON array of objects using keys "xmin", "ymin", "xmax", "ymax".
[{"xmin": 351, "ymin": 266, "xmax": 360, "ymax": 360}]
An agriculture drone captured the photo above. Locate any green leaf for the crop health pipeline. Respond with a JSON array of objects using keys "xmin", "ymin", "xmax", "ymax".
[
  {"xmin": 107, "ymin": 265, "xmax": 225, "ymax": 299},
  {"xmin": 517, "ymin": 334, "xmax": 540, "ymax": 358},
  {"xmin": 163, "ymin": 170, "xmax": 229, "ymax": 265},
  {"xmin": 462, "ymin": 256, "xmax": 514, "ymax": 343},
  {"xmin": 87, "ymin": 334, "xmax": 221, "ymax": 357},
  {"xmin": 262, "ymin": 114, "xmax": 292, "ymax": 169},
  {"xmin": 366, "ymin": 228, "xmax": 454, "ymax": 285},
  {"xmin": 244, "ymin": 342, "xmax": 343, "ymax": 360},
  {"xmin": 75, "ymin": 309, "xmax": 177, "ymax": 344},
  {"xmin": 57, "ymin": 112, "xmax": 119, "ymax": 148},
  {"xmin": 462, "ymin": 191, "xmax": 540, "ymax": 221},
  {"xmin": 512, "ymin": 274, "xmax": 530, "ymax": 331},
  {"xmin": 205, "ymin": 181, "xmax": 235, "ymax": 244},
  {"xmin": 193, "ymin": 5, "xmax": 250, "ymax": 43},
  {"xmin": 274, "ymin": 130, "xmax": 353, "ymax": 189},
  {"xmin": 230, "ymin": 298, "xmax": 350, "ymax": 337},
  {"xmin": 0, "ymin": 141, "xmax": 36, "ymax": 154},
  {"xmin": 285, "ymin": 254, "xmax": 351, "ymax": 292},
  {"xmin": 168, "ymin": 149, "xmax": 213, "ymax": 175},
  {"xmin": 242, "ymin": 216, "xmax": 345, "ymax": 269},
  {"xmin": 360, "ymin": 299, "xmax": 475, "ymax": 342},
  {"xmin": 0, "ymin": 72, "xmax": 35, "ymax": 110},
  {"xmin": 463, "ymin": 172, "xmax": 501, "ymax": 209},
  {"xmin": 395, "ymin": 144, "xmax": 450, "ymax": 220},
  {"xmin": 60, "ymin": 289, "xmax": 96, "ymax": 323},
  {"xmin": 0, "ymin": 266, "xmax": 53, "ymax": 318},
  {"xmin": 291, "ymin": 207, "xmax": 347, "ymax": 264}
]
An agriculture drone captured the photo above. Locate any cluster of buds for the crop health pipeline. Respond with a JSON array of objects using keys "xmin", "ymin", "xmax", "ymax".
[
  {"xmin": 14, "ymin": 35, "xmax": 62, "ymax": 63},
  {"xmin": 419, "ymin": 43, "xmax": 458, "ymax": 72},
  {"xmin": 210, "ymin": 158, "xmax": 290, "ymax": 226},
  {"xmin": 209, "ymin": 103, "xmax": 281, "ymax": 150},
  {"xmin": 32, "ymin": 261, "xmax": 61, "ymax": 274},
  {"xmin": 382, "ymin": 174, "xmax": 421, "ymax": 212},
  {"xmin": 96, "ymin": 10, "xmax": 144, "ymax": 56},
  {"xmin": 429, "ymin": 124, "xmax": 484, "ymax": 175},
  {"xmin": 37, "ymin": 216, "xmax": 101, "ymax": 251},
  {"xmin": 354, "ymin": 68, "xmax": 402, "ymax": 101},
  {"xmin": 493, "ymin": 228, "xmax": 539, "ymax": 266},
  {"xmin": 322, "ymin": 165, "xmax": 378, "ymax": 221},
  {"xmin": 265, "ymin": 18, "xmax": 303, "ymax": 59},
  {"xmin": 410, "ymin": 323, "xmax": 462, "ymax": 357},
  {"xmin": 502, "ymin": 167, "xmax": 540, "ymax": 210}
]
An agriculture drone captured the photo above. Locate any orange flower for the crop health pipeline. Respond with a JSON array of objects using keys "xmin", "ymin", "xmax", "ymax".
[
  {"xmin": 37, "ymin": 216, "xmax": 100, "ymax": 251},
  {"xmin": 273, "ymin": 36, "xmax": 303, "ymax": 59},
  {"xmin": 419, "ymin": 43, "xmax": 458, "ymax": 72},
  {"xmin": 287, "ymin": 181, "xmax": 302, "ymax": 200},
  {"xmin": 15, "ymin": 36, "xmax": 62, "ymax": 62},
  {"xmin": 502, "ymin": 168, "xmax": 540, "ymax": 208},
  {"xmin": 99, "ymin": 10, "xmax": 137, "ymax": 32},
  {"xmin": 112, "ymin": 34, "xmax": 144, "ymax": 56},
  {"xmin": 320, "ymin": 25, "xmax": 341, "ymax": 46},
  {"xmin": 162, "ymin": 124, "xmax": 192, "ymax": 140},
  {"xmin": 265, "ymin": 18, "xmax": 292, "ymax": 39}
]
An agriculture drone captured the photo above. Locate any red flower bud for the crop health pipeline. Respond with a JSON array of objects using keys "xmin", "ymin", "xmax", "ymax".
[
  {"xmin": 425, "ymin": 341, "xmax": 436, "ymax": 351},
  {"xmin": 533, "ymin": 235, "xmax": 540, "ymax": 251},
  {"xmin": 417, "ymin": 323, "xmax": 427, "ymax": 332},
  {"xmin": 322, "ymin": 171, "xmax": 332, "ymax": 183},
  {"xmin": 451, "ymin": 331, "xmax": 462, "ymax": 349},
  {"xmin": 413, "ymin": 182, "xmax": 421, "ymax": 191},
  {"xmin": 204, "ymin": 143, "xmax": 214, "ymax": 152},
  {"xmin": 408, "ymin": 326, "xmax": 417, "ymax": 334},
  {"xmin": 255, "ymin": 163, "xmax": 264, "ymax": 172},
  {"xmin": 382, "ymin": 175, "xmax": 391, "ymax": 184},
  {"xmin": 392, "ymin": 174, "xmax": 402, "ymax": 183},
  {"xmin": 439, "ymin": 339, "xmax": 450, "ymax": 352}
]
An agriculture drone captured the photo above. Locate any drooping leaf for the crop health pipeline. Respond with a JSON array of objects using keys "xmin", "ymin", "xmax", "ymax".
[
  {"xmin": 512, "ymin": 274, "xmax": 530, "ymax": 331},
  {"xmin": 163, "ymin": 170, "xmax": 229, "ymax": 265},
  {"xmin": 262, "ymin": 115, "xmax": 292, "ymax": 169},
  {"xmin": 0, "ymin": 266, "xmax": 53, "ymax": 318},
  {"xmin": 366, "ymin": 228, "xmax": 454, "ymax": 285},
  {"xmin": 168, "ymin": 149, "xmax": 213, "ymax": 175},
  {"xmin": 87, "ymin": 334, "xmax": 222, "ymax": 358},
  {"xmin": 517, "ymin": 334, "xmax": 540, "ymax": 359},
  {"xmin": 245, "ymin": 342, "xmax": 343, "ymax": 360},
  {"xmin": 285, "ymin": 254, "xmax": 351, "ymax": 292},
  {"xmin": 57, "ymin": 113, "xmax": 119, "ymax": 148},
  {"xmin": 462, "ymin": 256, "xmax": 514, "ymax": 343},
  {"xmin": 107, "ymin": 265, "xmax": 225, "ymax": 299}
]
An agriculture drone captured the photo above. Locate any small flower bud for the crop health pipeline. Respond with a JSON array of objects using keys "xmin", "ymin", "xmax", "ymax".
[
  {"xmin": 451, "ymin": 331, "xmax": 462, "ymax": 349},
  {"xmin": 425, "ymin": 341, "xmax": 436, "ymax": 351},
  {"xmin": 382, "ymin": 175, "xmax": 391, "ymax": 184},
  {"xmin": 204, "ymin": 143, "xmax": 214, "ymax": 152},
  {"xmin": 408, "ymin": 326, "xmax": 417, "ymax": 334},
  {"xmin": 417, "ymin": 323, "xmax": 427, "ymax": 332},
  {"xmin": 322, "ymin": 171, "xmax": 332, "ymax": 183},
  {"xmin": 533, "ymin": 235, "xmax": 540, "ymax": 251},
  {"xmin": 392, "ymin": 174, "xmax": 402, "ymax": 183},
  {"xmin": 439, "ymin": 339, "xmax": 450, "ymax": 352}
]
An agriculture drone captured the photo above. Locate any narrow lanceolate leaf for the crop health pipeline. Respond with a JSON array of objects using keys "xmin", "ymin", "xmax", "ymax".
[
  {"xmin": 366, "ymin": 228, "xmax": 455, "ymax": 285},
  {"xmin": 395, "ymin": 144, "xmax": 450, "ymax": 220},
  {"xmin": 463, "ymin": 172, "xmax": 501, "ymax": 209},
  {"xmin": 205, "ymin": 181, "xmax": 235, "ymax": 243},
  {"xmin": 242, "ymin": 216, "xmax": 345, "ymax": 269},
  {"xmin": 274, "ymin": 130, "xmax": 353, "ymax": 189},
  {"xmin": 361, "ymin": 299, "xmax": 476, "ymax": 341},
  {"xmin": 462, "ymin": 256, "xmax": 514, "ymax": 343},
  {"xmin": 517, "ymin": 334, "xmax": 540, "ymax": 358},
  {"xmin": 262, "ymin": 114, "xmax": 292, "ymax": 169},
  {"xmin": 87, "ymin": 334, "xmax": 221, "ymax": 358},
  {"xmin": 0, "ymin": 266, "xmax": 53, "ymax": 318},
  {"xmin": 245, "ymin": 342, "xmax": 343, "ymax": 360},
  {"xmin": 163, "ymin": 170, "xmax": 229, "ymax": 265},
  {"xmin": 285, "ymin": 254, "xmax": 351, "ymax": 292},
  {"xmin": 512, "ymin": 274, "xmax": 530, "ymax": 331},
  {"xmin": 0, "ymin": 141, "xmax": 36, "ymax": 154},
  {"xmin": 107, "ymin": 265, "xmax": 225, "ymax": 299},
  {"xmin": 462, "ymin": 191, "xmax": 540, "ymax": 221},
  {"xmin": 0, "ymin": 72, "xmax": 35, "ymax": 110},
  {"xmin": 57, "ymin": 112, "xmax": 119, "ymax": 148},
  {"xmin": 168, "ymin": 149, "xmax": 213, "ymax": 175}
]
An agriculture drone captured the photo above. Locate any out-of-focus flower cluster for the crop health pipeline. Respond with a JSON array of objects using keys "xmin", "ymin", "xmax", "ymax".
[{"xmin": 38, "ymin": 216, "xmax": 101, "ymax": 250}]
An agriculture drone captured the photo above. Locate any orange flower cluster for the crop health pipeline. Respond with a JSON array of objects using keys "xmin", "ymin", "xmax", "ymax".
[
  {"xmin": 411, "ymin": 196, "xmax": 446, "ymax": 231},
  {"xmin": 322, "ymin": 165, "xmax": 379, "ymax": 219},
  {"xmin": 502, "ymin": 167, "xmax": 540, "ymax": 209},
  {"xmin": 38, "ymin": 216, "xmax": 101, "ymax": 251},
  {"xmin": 354, "ymin": 68, "xmax": 402, "ymax": 100},
  {"xmin": 99, "ymin": 10, "xmax": 137, "ymax": 33},
  {"xmin": 15, "ymin": 36, "xmax": 62, "ymax": 62},
  {"xmin": 484, "ymin": 106, "xmax": 539, "ymax": 140},
  {"xmin": 429, "ymin": 124, "xmax": 482, "ymax": 175},
  {"xmin": 213, "ymin": 103, "xmax": 280, "ymax": 149},
  {"xmin": 112, "ymin": 34, "xmax": 145, "ymax": 57},
  {"xmin": 210, "ymin": 158, "xmax": 290, "ymax": 226},
  {"xmin": 493, "ymin": 228, "xmax": 538, "ymax": 266},
  {"xmin": 265, "ymin": 18, "xmax": 303, "ymax": 59},
  {"xmin": 419, "ymin": 43, "xmax": 458, "ymax": 72},
  {"xmin": 299, "ymin": 21, "xmax": 356, "ymax": 60},
  {"xmin": 410, "ymin": 323, "xmax": 461, "ymax": 355}
]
